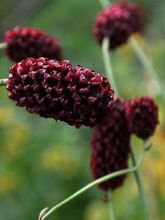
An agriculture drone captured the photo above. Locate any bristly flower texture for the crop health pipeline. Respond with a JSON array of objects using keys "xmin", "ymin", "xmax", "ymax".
[
  {"xmin": 126, "ymin": 96, "xmax": 159, "ymax": 140},
  {"xmin": 7, "ymin": 57, "xmax": 114, "ymax": 128},
  {"xmin": 91, "ymin": 99, "xmax": 130, "ymax": 191},
  {"xmin": 4, "ymin": 26, "xmax": 62, "ymax": 62},
  {"xmin": 93, "ymin": 1, "xmax": 143, "ymax": 50}
]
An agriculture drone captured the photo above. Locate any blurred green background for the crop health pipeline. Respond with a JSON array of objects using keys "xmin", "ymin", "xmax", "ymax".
[{"xmin": 0, "ymin": 0, "xmax": 165, "ymax": 219}]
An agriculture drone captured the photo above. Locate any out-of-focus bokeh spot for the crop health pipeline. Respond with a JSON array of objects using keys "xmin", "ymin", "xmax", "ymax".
[
  {"xmin": 0, "ymin": 171, "xmax": 18, "ymax": 194},
  {"xmin": 3, "ymin": 124, "xmax": 29, "ymax": 160},
  {"xmin": 84, "ymin": 201, "xmax": 108, "ymax": 220},
  {"xmin": 0, "ymin": 107, "xmax": 14, "ymax": 124},
  {"xmin": 41, "ymin": 147, "xmax": 81, "ymax": 178}
]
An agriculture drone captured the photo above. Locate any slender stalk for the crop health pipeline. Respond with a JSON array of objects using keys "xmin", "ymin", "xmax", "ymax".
[
  {"xmin": 102, "ymin": 38, "xmax": 151, "ymax": 217},
  {"xmin": 128, "ymin": 37, "xmax": 162, "ymax": 96},
  {"xmin": 130, "ymin": 146, "xmax": 151, "ymax": 220},
  {"xmin": 0, "ymin": 42, "xmax": 8, "ymax": 50},
  {"xmin": 99, "ymin": 2, "xmax": 152, "ymax": 220},
  {"xmin": 102, "ymin": 38, "xmax": 119, "ymax": 97},
  {"xmin": 40, "ymin": 147, "xmax": 145, "ymax": 220},
  {"xmin": 108, "ymin": 190, "xmax": 116, "ymax": 220},
  {"xmin": 0, "ymin": 78, "xmax": 8, "ymax": 86},
  {"xmin": 38, "ymin": 208, "xmax": 49, "ymax": 220},
  {"xmin": 101, "ymin": 30, "xmax": 150, "ymax": 220}
]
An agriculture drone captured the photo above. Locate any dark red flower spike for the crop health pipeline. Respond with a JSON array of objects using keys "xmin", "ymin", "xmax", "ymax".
[{"xmin": 7, "ymin": 57, "xmax": 114, "ymax": 128}]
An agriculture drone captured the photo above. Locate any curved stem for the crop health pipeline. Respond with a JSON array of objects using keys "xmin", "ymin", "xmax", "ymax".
[
  {"xmin": 0, "ymin": 78, "xmax": 8, "ymax": 86},
  {"xmin": 128, "ymin": 37, "xmax": 162, "ymax": 96},
  {"xmin": 103, "ymin": 38, "xmax": 151, "ymax": 215},
  {"xmin": 100, "ymin": 21, "xmax": 150, "ymax": 220},
  {"xmin": 102, "ymin": 38, "xmax": 119, "ymax": 97},
  {"xmin": 99, "ymin": 2, "xmax": 152, "ymax": 220},
  {"xmin": 0, "ymin": 42, "xmax": 8, "ymax": 50},
  {"xmin": 38, "ymin": 208, "xmax": 49, "ymax": 220},
  {"xmin": 108, "ymin": 191, "xmax": 116, "ymax": 220},
  {"xmin": 39, "ymin": 147, "xmax": 145, "ymax": 220},
  {"xmin": 130, "ymin": 146, "xmax": 151, "ymax": 220}
]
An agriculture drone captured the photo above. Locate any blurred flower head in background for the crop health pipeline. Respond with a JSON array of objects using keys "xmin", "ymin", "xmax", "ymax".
[
  {"xmin": 93, "ymin": 1, "xmax": 143, "ymax": 50},
  {"xmin": 4, "ymin": 26, "xmax": 62, "ymax": 62}
]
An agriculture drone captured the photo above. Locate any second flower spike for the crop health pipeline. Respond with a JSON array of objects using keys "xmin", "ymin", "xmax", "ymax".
[{"xmin": 91, "ymin": 99, "xmax": 130, "ymax": 191}]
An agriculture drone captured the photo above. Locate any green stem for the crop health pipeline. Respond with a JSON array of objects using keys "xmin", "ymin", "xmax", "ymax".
[
  {"xmin": 99, "ymin": 2, "xmax": 151, "ymax": 220},
  {"xmin": 128, "ymin": 37, "xmax": 162, "ymax": 96},
  {"xmin": 102, "ymin": 38, "xmax": 119, "ymax": 97},
  {"xmin": 100, "ymin": 22, "xmax": 150, "ymax": 220},
  {"xmin": 39, "ymin": 147, "xmax": 145, "ymax": 220},
  {"xmin": 0, "ymin": 78, "xmax": 7, "ymax": 86},
  {"xmin": 130, "ymin": 146, "xmax": 151, "ymax": 220},
  {"xmin": 0, "ymin": 42, "xmax": 8, "ymax": 50},
  {"xmin": 38, "ymin": 208, "xmax": 49, "ymax": 220},
  {"xmin": 108, "ymin": 191, "xmax": 116, "ymax": 220}
]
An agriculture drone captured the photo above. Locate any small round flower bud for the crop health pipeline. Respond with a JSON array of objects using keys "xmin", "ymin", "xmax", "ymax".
[
  {"xmin": 126, "ymin": 96, "xmax": 159, "ymax": 139},
  {"xmin": 4, "ymin": 26, "xmax": 62, "ymax": 62}
]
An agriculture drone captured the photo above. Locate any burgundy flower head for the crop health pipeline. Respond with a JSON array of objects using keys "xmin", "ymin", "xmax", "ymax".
[
  {"xmin": 91, "ymin": 99, "xmax": 130, "ymax": 191},
  {"xmin": 4, "ymin": 26, "xmax": 62, "ymax": 62},
  {"xmin": 7, "ymin": 57, "xmax": 114, "ymax": 128},
  {"xmin": 93, "ymin": 1, "xmax": 143, "ymax": 50},
  {"xmin": 126, "ymin": 97, "xmax": 159, "ymax": 139}
]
